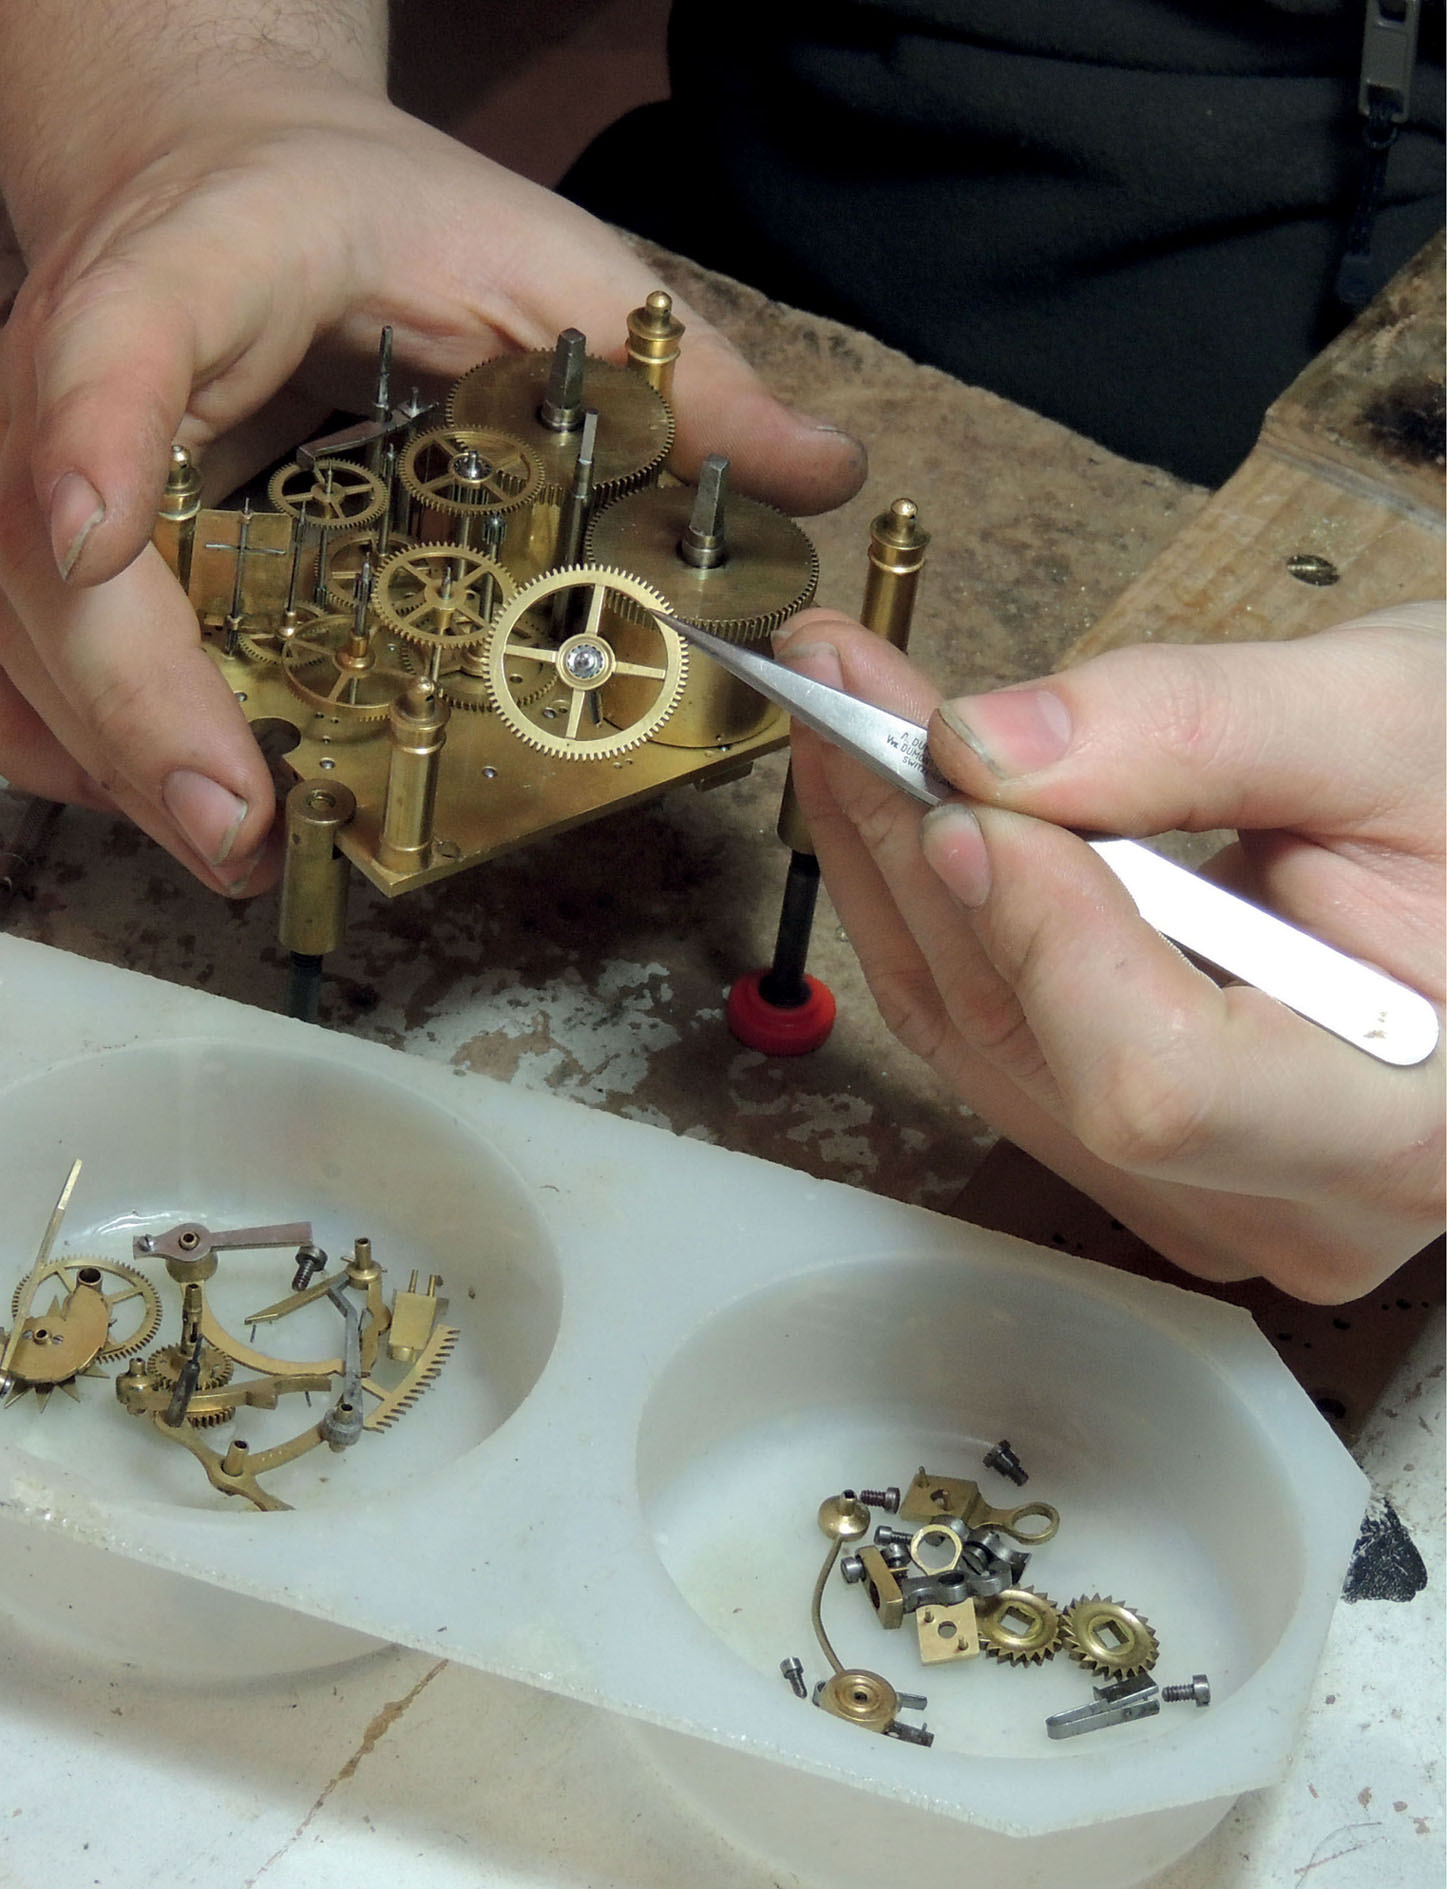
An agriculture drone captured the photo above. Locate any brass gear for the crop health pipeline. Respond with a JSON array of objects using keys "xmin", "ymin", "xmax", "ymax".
[
  {"xmin": 484, "ymin": 566, "xmax": 686, "ymax": 760},
  {"xmin": 584, "ymin": 483, "xmax": 819, "ymax": 645},
  {"xmin": 12, "ymin": 1258, "xmax": 161, "ymax": 1364},
  {"xmin": 237, "ymin": 602, "xmax": 333, "ymax": 668},
  {"xmin": 398, "ymin": 427, "xmax": 543, "ymax": 520},
  {"xmin": 436, "ymin": 626, "xmax": 554, "ymax": 715},
  {"xmin": 266, "ymin": 458, "xmax": 386, "ymax": 533},
  {"xmin": 322, "ymin": 528, "xmax": 418, "ymax": 613},
  {"xmin": 976, "ymin": 1587, "xmax": 1064, "ymax": 1666},
  {"xmin": 1060, "ymin": 1595, "xmax": 1160, "ymax": 1679},
  {"xmin": 281, "ymin": 613, "xmax": 417, "ymax": 725},
  {"xmin": 446, "ymin": 351, "xmax": 673, "ymax": 504},
  {"xmin": 144, "ymin": 1342, "xmax": 236, "ymax": 1427},
  {"xmin": 371, "ymin": 545, "xmax": 517, "ymax": 659}
]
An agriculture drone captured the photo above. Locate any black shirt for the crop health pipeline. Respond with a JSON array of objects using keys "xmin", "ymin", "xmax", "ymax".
[{"xmin": 565, "ymin": 1, "xmax": 1444, "ymax": 483}]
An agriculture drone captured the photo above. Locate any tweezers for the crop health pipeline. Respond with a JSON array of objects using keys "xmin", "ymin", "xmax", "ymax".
[{"xmin": 650, "ymin": 611, "xmax": 1440, "ymax": 1068}]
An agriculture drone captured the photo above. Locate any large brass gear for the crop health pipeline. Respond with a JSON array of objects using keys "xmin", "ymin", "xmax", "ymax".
[
  {"xmin": 322, "ymin": 528, "xmax": 418, "ymax": 613},
  {"xmin": 584, "ymin": 483, "xmax": 819, "ymax": 645},
  {"xmin": 371, "ymin": 545, "xmax": 517, "ymax": 659},
  {"xmin": 483, "ymin": 566, "xmax": 686, "ymax": 760},
  {"xmin": 446, "ymin": 352, "xmax": 673, "ymax": 504},
  {"xmin": 143, "ymin": 1341, "xmax": 236, "ymax": 1427},
  {"xmin": 281, "ymin": 613, "xmax": 417, "ymax": 724},
  {"xmin": 267, "ymin": 458, "xmax": 387, "ymax": 533},
  {"xmin": 976, "ymin": 1587, "xmax": 1064, "ymax": 1666},
  {"xmin": 1060, "ymin": 1595, "xmax": 1160, "ymax": 1679},
  {"xmin": 398, "ymin": 427, "xmax": 543, "ymax": 520},
  {"xmin": 12, "ymin": 1257, "xmax": 161, "ymax": 1364}
]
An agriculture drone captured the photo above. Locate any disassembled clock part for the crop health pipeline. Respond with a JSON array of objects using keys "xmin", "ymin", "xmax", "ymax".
[
  {"xmin": 801, "ymin": 1492, "xmax": 934, "ymax": 1747},
  {"xmin": 113, "ymin": 1225, "xmax": 458, "ymax": 1510},
  {"xmin": 792, "ymin": 1460, "xmax": 1205, "ymax": 1746}
]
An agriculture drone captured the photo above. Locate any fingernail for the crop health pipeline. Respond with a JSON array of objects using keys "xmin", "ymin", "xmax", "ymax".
[
  {"xmin": 49, "ymin": 472, "xmax": 106, "ymax": 581},
  {"xmin": 162, "ymin": 769, "xmax": 250, "ymax": 866},
  {"xmin": 938, "ymin": 686, "xmax": 1072, "ymax": 779},
  {"xmin": 773, "ymin": 640, "xmax": 843, "ymax": 690},
  {"xmin": 919, "ymin": 802, "xmax": 990, "ymax": 908},
  {"xmin": 803, "ymin": 419, "xmax": 868, "ymax": 472}
]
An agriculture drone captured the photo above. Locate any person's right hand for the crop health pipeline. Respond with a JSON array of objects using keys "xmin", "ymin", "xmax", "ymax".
[{"xmin": 0, "ymin": 69, "xmax": 865, "ymax": 893}]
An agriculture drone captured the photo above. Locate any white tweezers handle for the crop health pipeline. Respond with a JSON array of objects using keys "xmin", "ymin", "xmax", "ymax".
[{"xmin": 1090, "ymin": 839, "xmax": 1440, "ymax": 1067}]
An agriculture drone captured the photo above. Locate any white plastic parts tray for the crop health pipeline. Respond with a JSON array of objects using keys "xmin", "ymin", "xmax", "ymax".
[{"xmin": 0, "ymin": 934, "xmax": 1366, "ymax": 1889}]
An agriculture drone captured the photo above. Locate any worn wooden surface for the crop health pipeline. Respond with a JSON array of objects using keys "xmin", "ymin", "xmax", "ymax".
[{"xmin": 1066, "ymin": 234, "xmax": 1444, "ymax": 665}]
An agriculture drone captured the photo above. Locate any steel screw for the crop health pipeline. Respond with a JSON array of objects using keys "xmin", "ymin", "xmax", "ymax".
[
  {"xmin": 982, "ymin": 1440, "xmax": 1028, "ymax": 1486},
  {"xmin": 1161, "ymin": 1674, "xmax": 1211, "ymax": 1707},
  {"xmin": 874, "ymin": 1525, "xmax": 913, "ymax": 1548},
  {"xmin": 858, "ymin": 1486, "xmax": 901, "ymax": 1512},
  {"xmin": 780, "ymin": 1656, "xmax": 808, "ymax": 1699},
  {"xmin": 291, "ymin": 1242, "xmax": 327, "ymax": 1291},
  {"xmin": 839, "ymin": 1553, "xmax": 866, "ymax": 1585}
]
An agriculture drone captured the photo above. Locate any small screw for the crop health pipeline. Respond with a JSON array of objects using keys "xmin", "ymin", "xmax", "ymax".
[
  {"xmin": 858, "ymin": 1486, "xmax": 901, "ymax": 1513},
  {"xmin": 1162, "ymin": 1674, "xmax": 1211, "ymax": 1707},
  {"xmin": 1285, "ymin": 553, "xmax": 1339, "ymax": 586},
  {"xmin": 839, "ymin": 1553, "xmax": 866, "ymax": 1585},
  {"xmin": 982, "ymin": 1440, "xmax": 1028, "ymax": 1486},
  {"xmin": 291, "ymin": 1242, "xmax": 328, "ymax": 1291},
  {"xmin": 874, "ymin": 1525, "xmax": 913, "ymax": 1549},
  {"xmin": 780, "ymin": 1656, "xmax": 808, "ymax": 1699},
  {"xmin": 878, "ymin": 1540, "xmax": 911, "ymax": 1571}
]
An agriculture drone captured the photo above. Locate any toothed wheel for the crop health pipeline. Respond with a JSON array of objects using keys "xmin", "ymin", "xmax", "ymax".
[
  {"xmin": 267, "ymin": 458, "xmax": 387, "ymax": 532},
  {"xmin": 483, "ymin": 566, "xmax": 686, "ymax": 760},
  {"xmin": 237, "ymin": 602, "xmax": 333, "ymax": 668},
  {"xmin": 446, "ymin": 351, "xmax": 673, "ymax": 505},
  {"xmin": 322, "ymin": 528, "xmax": 417, "ymax": 613},
  {"xmin": 371, "ymin": 545, "xmax": 517, "ymax": 659},
  {"xmin": 584, "ymin": 482, "xmax": 819, "ymax": 645},
  {"xmin": 144, "ymin": 1342, "xmax": 235, "ymax": 1427},
  {"xmin": 281, "ymin": 613, "xmax": 417, "ymax": 724},
  {"xmin": 1061, "ymin": 1595, "xmax": 1159, "ymax": 1678},
  {"xmin": 398, "ymin": 427, "xmax": 542, "ymax": 520},
  {"xmin": 975, "ymin": 1587, "xmax": 1063, "ymax": 1665},
  {"xmin": 12, "ymin": 1258, "xmax": 161, "ymax": 1364}
]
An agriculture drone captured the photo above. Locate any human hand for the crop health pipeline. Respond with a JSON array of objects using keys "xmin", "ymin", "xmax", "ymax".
[
  {"xmin": 0, "ymin": 64, "xmax": 864, "ymax": 892},
  {"xmin": 777, "ymin": 604, "xmax": 1445, "ymax": 1302}
]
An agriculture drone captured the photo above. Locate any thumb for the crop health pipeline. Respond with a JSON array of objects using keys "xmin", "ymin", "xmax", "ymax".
[{"xmin": 928, "ymin": 610, "xmax": 1445, "ymax": 845}]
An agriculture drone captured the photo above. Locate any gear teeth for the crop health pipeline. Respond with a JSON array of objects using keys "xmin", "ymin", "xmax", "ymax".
[
  {"xmin": 13, "ymin": 1258, "xmax": 163, "ymax": 1365},
  {"xmin": 398, "ymin": 426, "xmax": 543, "ymax": 519},
  {"xmin": 585, "ymin": 490, "xmax": 820, "ymax": 646},
  {"xmin": 281, "ymin": 614, "xmax": 416, "ymax": 723},
  {"xmin": 363, "ymin": 1325, "xmax": 457, "ymax": 1431},
  {"xmin": 976, "ymin": 1586, "xmax": 1064, "ymax": 1665},
  {"xmin": 266, "ymin": 458, "xmax": 387, "ymax": 533},
  {"xmin": 486, "ymin": 565, "xmax": 686, "ymax": 761},
  {"xmin": 323, "ymin": 530, "xmax": 418, "ymax": 613},
  {"xmin": 446, "ymin": 351, "xmax": 673, "ymax": 505},
  {"xmin": 1060, "ymin": 1594, "xmax": 1160, "ymax": 1679},
  {"xmin": 142, "ymin": 1343, "xmax": 237, "ymax": 1428},
  {"xmin": 372, "ymin": 544, "xmax": 518, "ymax": 656}
]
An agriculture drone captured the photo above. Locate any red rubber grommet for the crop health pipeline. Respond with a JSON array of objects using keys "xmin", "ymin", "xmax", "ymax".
[{"xmin": 726, "ymin": 969, "xmax": 837, "ymax": 1055}]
